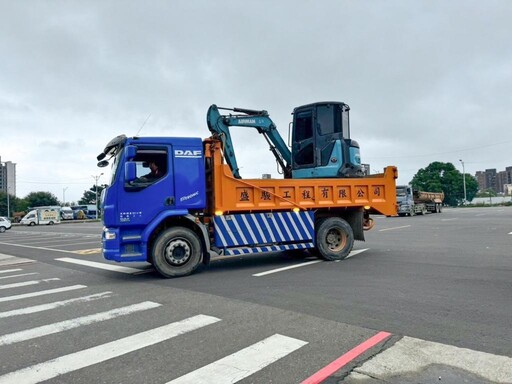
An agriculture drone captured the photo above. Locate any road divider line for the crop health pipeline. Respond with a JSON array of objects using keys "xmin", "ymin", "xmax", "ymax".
[
  {"xmin": 344, "ymin": 249, "xmax": 369, "ymax": 260},
  {"xmin": 0, "ymin": 301, "xmax": 162, "ymax": 346},
  {"xmin": 0, "ymin": 285, "xmax": 87, "ymax": 303},
  {"xmin": 253, "ymin": 260, "xmax": 323, "ymax": 277},
  {"xmin": 0, "ymin": 278, "xmax": 60, "ymax": 290},
  {"xmin": 301, "ymin": 331, "xmax": 392, "ymax": 384},
  {"xmin": 379, "ymin": 225, "xmax": 411, "ymax": 232},
  {"xmin": 254, "ymin": 249, "xmax": 370, "ymax": 276},
  {"xmin": 0, "ymin": 272, "xmax": 39, "ymax": 280},
  {"xmin": 0, "ymin": 291, "xmax": 113, "ymax": 318},
  {"xmin": 441, "ymin": 218, "xmax": 458, "ymax": 221},
  {"xmin": 0, "ymin": 242, "xmax": 77, "ymax": 253},
  {"xmin": 0, "ymin": 314, "xmax": 221, "ymax": 384},
  {"xmin": 168, "ymin": 334, "xmax": 307, "ymax": 383},
  {"xmin": 55, "ymin": 257, "xmax": 144, "ymax": 274}
]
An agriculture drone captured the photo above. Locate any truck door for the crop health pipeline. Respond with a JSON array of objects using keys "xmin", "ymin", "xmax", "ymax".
[{"xmin": 119, "ymin": 145, "xmax": 175, "ymax": 225}]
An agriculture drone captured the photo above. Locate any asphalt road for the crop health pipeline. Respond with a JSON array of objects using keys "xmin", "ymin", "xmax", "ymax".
[{"xmin": 0, "ymin": 206, "xmax": 510, "ymax": 383}]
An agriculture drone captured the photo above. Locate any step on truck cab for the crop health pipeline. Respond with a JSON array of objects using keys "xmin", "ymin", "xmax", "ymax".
[{"xmin": 97, "ymin": 133, "xmax": 397, "ymax": 278}]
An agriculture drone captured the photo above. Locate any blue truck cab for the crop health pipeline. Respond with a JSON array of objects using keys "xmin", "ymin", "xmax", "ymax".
[{"xmin": 98, "ymin": 135, "xmax": 207, "ymax": 265}]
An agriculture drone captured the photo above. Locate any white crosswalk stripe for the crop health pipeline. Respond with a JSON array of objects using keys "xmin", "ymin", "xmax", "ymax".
[
  {"xmin": 168, "ymin": 334, "xmax": 308, "ymax": 383},
  {"xmin": 0, "ymin": 291, "xmax": 112, "ymax": 318},
  {"xmin": 0, "ymin": 270, "xmax": 309, "ymax": 384},
  {"xmin": 0, "ymin": 272, "xmax": 39, "ymax": 280},
  {"xmin": 0, "ymin": 301, "xmax": 161, "ymax": 346},
  {"xmin": 0, "ymin": 314, "xmax": 221, "ymax": 384},
  {"xmin": 0, "ymin": 278, "xmax": 60, "ymax": 290},
  {"xmin": 0, "ymin": 285, "xmax": 87, "ymax": 303}
]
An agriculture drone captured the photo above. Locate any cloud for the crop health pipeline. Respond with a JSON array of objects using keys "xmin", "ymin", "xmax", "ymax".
[{"xmin": 1, "ymin": 0, "xmax": 511, "ymax": 202}]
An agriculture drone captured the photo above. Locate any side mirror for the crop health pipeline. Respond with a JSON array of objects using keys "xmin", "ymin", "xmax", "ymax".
[
  {"xmin": 125, "ymin": 145, "xmax": 137, "ymax": 160},
  {"xmin": 125, "ymin": 162, "xmax": 137, "ymax": 182}
]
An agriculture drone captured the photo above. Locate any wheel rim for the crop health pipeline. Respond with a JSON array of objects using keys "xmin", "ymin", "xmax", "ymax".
[
  {"xmin": 0, "ymin": 227, "xmax": 5, "ymax": 233},
  {"xmin": 325, "ymin": 228, "xmax": 347, "ymax": 252},
  {"xmin": 164, "ymin": 238, "xmax": 191, "ymax": 266}
]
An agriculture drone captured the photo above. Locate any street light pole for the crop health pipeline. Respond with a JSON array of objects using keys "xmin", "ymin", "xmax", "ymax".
[
  {"xmin": 459, "ymin": 159, "xmax": 467, "ymax": 205},
  {"xmin": 92, "ymin": 173, "xmax": 103, "ymax": 219},
  {"xmin": 63, "ymin": 187, "xmax": 68, "ymax": 206},
  {"xmin": 2, "ymin": 162, "xmax": 10, "ymax": 218}
]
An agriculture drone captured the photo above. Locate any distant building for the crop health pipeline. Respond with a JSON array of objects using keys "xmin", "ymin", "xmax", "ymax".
[
  {"xmin": 0, "ymin": 156, "xmax": 16, "ymax": 197},
  {"xmin": 475, "ymin": 171, "xmax": 485, "ymax": 191},
  {"xmin": 475, "ymin": 166, "xmax": 512, "ymax": 194}
]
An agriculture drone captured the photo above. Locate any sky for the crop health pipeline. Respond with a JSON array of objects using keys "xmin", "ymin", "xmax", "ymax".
[{"xmin": 1, "ymin": 0, "xmax": 511, "ymax": 203}]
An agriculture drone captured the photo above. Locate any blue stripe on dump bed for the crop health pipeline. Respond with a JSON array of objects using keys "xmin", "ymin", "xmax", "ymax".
[{"xmin": 213, "ymin": 211, "xmax": 314, "ymax": 248}]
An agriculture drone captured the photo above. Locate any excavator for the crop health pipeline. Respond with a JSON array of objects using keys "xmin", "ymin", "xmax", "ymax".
[{"xmin": 206, "ymin": 101, "xmax": 363, "ymax": 179}]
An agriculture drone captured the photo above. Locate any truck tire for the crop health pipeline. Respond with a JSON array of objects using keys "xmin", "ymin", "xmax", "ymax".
[
  {"xmin": 29, "ymin": 222, "xmax": 36, "ymax": 226},
  {"xmin": 315, "ymin": 217, "xmax": 354, "ymax": 261},
  {"xmin": 152, "ymin": 227, "xmax": 202, "ymax": 278}
]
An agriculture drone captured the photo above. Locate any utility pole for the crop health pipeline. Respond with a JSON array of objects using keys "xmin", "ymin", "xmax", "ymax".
[
  {"xmin": 92, "ymin": 173, "xmax": 103, "ymax": 219},
  {"xmin": 459, "ymin": 159, "xmax": 467, "ymax": 205}
]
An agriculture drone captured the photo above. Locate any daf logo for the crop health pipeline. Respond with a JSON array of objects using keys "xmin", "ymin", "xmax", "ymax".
[{"xmin": 174, "ymin": 149, "xmax": 202, "ymax": 158}]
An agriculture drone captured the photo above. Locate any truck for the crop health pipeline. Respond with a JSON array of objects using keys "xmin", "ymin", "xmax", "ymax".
[
  {"xmin": 20, "ymin": 206, "xmax": 61, "ymax": 226},
  {"xmin": 396, "ymin": 185, "xmax": 444, "ymax": 216},
  {"xmin": 96, "ymin": 102, "xmax": 398, "ymax": 278}
]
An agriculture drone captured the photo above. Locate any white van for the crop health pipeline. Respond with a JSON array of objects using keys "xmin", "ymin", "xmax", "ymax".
[
  {"xmin": 21, "ymin": 207, "xmax": 61, "ymax": 226},
  {"xmin": 61, "ymin": 207, "xmax": 74, "ymax": 220}
]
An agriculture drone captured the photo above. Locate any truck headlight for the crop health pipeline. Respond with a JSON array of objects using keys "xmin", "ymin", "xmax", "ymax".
[{"xmin": 103, "ymin": 228, "xmax": 116, "ymax": 240}]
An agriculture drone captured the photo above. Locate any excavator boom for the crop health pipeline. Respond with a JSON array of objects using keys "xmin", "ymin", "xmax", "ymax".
[{"xmin": 206, "ymin": 104, "xmax": 292, "ymax": 179}]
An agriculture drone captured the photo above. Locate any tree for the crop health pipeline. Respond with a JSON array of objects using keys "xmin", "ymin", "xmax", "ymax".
[
  {"xmin": 23, "ymin": 191, "xmax": 60, "ymax": 208},
  {"xmin": 411, "ymin": 162, "xmax": 478, "ymax": 206},
  {"xmin": 79, "ymin": 184, "xmax": 107, "ymax": 210}
]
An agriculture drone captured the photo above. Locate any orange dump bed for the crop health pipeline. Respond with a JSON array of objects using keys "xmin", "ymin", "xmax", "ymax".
[{"xmin": 205, "ymin": 139, "xmax": 398, "ymax": 217}]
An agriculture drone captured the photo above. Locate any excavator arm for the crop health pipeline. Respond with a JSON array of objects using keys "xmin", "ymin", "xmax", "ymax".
[{"xmin": 206, "ymin": 104, "xmax": 292, "ymax": 179}]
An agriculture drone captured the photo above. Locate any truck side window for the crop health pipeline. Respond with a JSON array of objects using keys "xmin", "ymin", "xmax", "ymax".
[{"xmin": 130, "ymin": 148, "xmax": 168, "ymax": 187}]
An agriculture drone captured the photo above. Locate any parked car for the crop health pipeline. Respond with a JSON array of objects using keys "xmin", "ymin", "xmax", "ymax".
[{"xmin": 0, "ymin": 216, "xmax": 12, "ymax": 232}]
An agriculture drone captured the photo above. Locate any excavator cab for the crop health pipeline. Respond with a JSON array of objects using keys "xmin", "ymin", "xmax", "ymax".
[{"xmin": 291, "ymin": 102, "xmax": 363, "ymax": 178}]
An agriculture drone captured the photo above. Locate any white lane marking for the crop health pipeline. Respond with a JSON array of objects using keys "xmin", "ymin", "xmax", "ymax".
[
  {"xmin": 0, "ymin": 301, "xmax": 161, "ymax": 346},
  {"xmin": 0, "ymin": 278, "xmax": 60, "ymax": 290},
  {"xmin": 253, "ymin": 260, "xmax": 323, "ymax": 277},
  {"xmin": 55, "ymin": 257, "xmax": 143, "ymax": 274},
  {"xmin": 0, "ymin": 272, "xmax": 39, "ymax": 280},
  {"xmin": 508, "ymin": 232, "xmax": 512, "ymax": 235},
  {"xmin": 0, "ymin": 292, "xmax": 112, "ymax": 319},
  {"xmin": 167, "ymin": 334, "xmax": 307, "ymax": 384},
  {"xmin": 0, "ymin": 314, "xmax": 221, "ymax": 384},
  {"xmin": 349, "ymin": 336, "xmax": 512, "ymax": 383},
  {"xmin": 379, "ymin": 225, "xmax": 411, "ymax": 232},
  {"xmin": 0, "ymin": 285, "xmax": 87, "ymax": 303},
  {"xmin": 343, "ymin": 248, "xmax": 369, "ymax": 260},
  {"xmin": 253, "ymin": 248, "xmax": 370, "ymax": 276},
  {"xmin": 441, "ymin": 218, "xmax": 458, "ymax": 221},
  {"xmin": 0, "ymin": 268, "xmax": 23, "ymax": 274},
  {"xmin": 0, "ymin": 242, "xmax": 76, "ymax": 253}
]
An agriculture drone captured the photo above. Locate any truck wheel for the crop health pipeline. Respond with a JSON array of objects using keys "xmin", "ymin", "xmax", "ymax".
[
  {"xmin": 29, "ymin": 222, "xmax": 36, "ymax": 226},
  {"xmin": 0, "ymin": 227, "xmax": 5, "ymax": 233},
  {"xmin": 409, "ymin": 208, "xmax": 415, "ymax": 217},
  {"xmin": 438, "ymin": 204, "xmax": 442, "ymax": 213},
  {"xmin": 152, "ymin": 227, "xmax": 202, "ymax": 278},
  {"xmin": 316, "ymin": 217, "xmax": 354, "ymax": 261},
  {"xmin": 48, "ymin": 221, "xmax": 54, "ymax": 225}
]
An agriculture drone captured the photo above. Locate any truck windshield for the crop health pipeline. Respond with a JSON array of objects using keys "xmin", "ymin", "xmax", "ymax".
[
  {"xmin": 396, "ymin": 187, "xmax": 407, "ymax": 197},
  {"xmin": 109, "ymin": 148, "xmax": 123, "ymax": 185}
]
